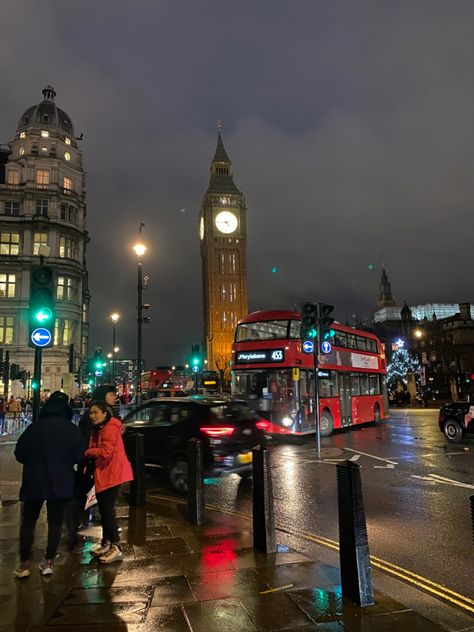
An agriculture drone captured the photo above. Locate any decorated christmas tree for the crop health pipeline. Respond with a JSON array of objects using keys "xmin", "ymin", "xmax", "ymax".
[{"xmin": 387, "ymin": 345, "xmax": 420, "ymax": 390}]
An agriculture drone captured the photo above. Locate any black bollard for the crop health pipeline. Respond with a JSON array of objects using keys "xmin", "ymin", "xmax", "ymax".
[
  {"xmin": 336, "ymin": 460, "xmax": 374, "ymax": 606},
  {"xmin": 187, "ymin": 438, "xmax": 205, "ymax": 525},
  {"xmin": 252, "ymin": 445, "xmax": 276, "ymax": 554},
  {"xmin": 470, "ymin": 495, "xmax": 474, "ymax": 548},
  {"xmin": 129, "ymin": 432, "xmax": 146, "ymax": 507}
]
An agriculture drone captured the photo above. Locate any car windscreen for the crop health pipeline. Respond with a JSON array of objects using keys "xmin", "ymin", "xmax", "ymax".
[{"xmin": 209, "ymin": 403, "xmax": 256, "ymax": 422}]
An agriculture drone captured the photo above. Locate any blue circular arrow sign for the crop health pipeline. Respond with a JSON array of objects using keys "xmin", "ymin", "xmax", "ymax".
[
  {"xmin": 191, "ymin": 365, "xmax": 200, "ymax": 373},
  {"xmin": 302, "ymin": 340, "xmax": 314, "ymax": 354},
  {"xmin": 31, "ymin": 328, "xmax": 52, "ymax": 348},
  {"xmin": 321, "ymin": 341, "xmax": 332, "ymax": 354}
]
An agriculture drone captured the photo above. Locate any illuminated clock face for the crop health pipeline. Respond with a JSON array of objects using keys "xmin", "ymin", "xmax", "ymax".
[
  {"xmin": 215, "ymin": 211, "xmax": 238, "ymax": 234},
  {"xmin": 199, "ymin": 216, "xmax": 204, "ymax": 240}
]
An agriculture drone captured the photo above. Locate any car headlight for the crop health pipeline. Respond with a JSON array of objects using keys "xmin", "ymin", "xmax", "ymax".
[{"xmin": 281, "ymin": 416, "xmax": 293, "ymax": 427}]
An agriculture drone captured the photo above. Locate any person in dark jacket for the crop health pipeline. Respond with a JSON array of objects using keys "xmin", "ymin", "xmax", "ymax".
[
  {"xmin": 13, "ymin": 392, "xmax": 84, "ymax": 578},
  {"xmin": 66, "ymin": 385, "xmax": 118, "ymax": 548}
]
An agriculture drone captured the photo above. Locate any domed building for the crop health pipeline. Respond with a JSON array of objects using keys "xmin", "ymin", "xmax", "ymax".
[{"xmin": 0, "ymin": 86, "xmax": 89, "ymax": 395}]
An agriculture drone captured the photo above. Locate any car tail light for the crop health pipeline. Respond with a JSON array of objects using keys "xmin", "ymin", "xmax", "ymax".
[
  {"xmin": 200, "ymin": 426, "xmax": 235, "ymax": 437},
  {"xmin": 256, "ymin": 419, "xmax": 270, "ymax": 430}
]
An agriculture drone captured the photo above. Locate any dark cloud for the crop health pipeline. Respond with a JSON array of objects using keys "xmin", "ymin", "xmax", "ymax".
[{"xmin": 1, "ymin": 1, "xmax": 473, "ymax": 365}]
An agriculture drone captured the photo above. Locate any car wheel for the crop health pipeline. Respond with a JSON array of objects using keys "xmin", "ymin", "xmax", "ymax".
[
  {"xmin": 168, "ymin": 457, "xmax": 188, "ymax": 493},
  {"xmin": 374, "ymin": 404, "xmax": 381, "ymax": 423},
  {"xmin": 443, "ymin": 419, "xmax": 463, "ymax": 443},
  {"xmin": 320, "ymin": 410, "xmax": 334, "ymax": 437}
]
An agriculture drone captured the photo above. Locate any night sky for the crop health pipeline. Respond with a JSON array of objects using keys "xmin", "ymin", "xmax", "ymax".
[{"xmin": 1, "ymin": 1, "xmax": 473, "ymax": 367}]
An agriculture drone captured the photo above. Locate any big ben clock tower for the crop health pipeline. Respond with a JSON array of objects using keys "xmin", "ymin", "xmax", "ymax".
[{"xmin": 199, "ymin": 129, "xmax": 248, "ymax": 375}]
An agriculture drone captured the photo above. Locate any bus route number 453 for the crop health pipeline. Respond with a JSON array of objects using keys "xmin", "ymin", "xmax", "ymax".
[{"xmin": 271, "ymin": 350, "xmax": 283, "ymax": 361}]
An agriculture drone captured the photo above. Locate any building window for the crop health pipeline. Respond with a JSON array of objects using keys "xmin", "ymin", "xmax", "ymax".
[
  {"xmin": 63, "ymin": 319, "xmax": 73, "ymax": 346},
  {"xmin": 82, "ymin": 303, "xmax": 88, "ymax": 324},
  {"xmin": 36, "ymin": 169, "xmax": 50, "ymax": 188},
  {"xmin": 19, "ymin": 132, "xmax": 26, "ymax": 139},
  {"xmin": 0, "ymin": 233, "xmax": 20, "ymax": 255},
  {"xmin": 36, "ymin": 199, "xmax": 48, "ymax": 217},
  {"xmin": 0, "ymin": 316, "xmax": 14, "ymax": 344},
  {"xmin": 63, "ymin": 120, "xmax": 69, "ymax": 130},
  {"xmin": 59, "ymin": 236, "xmax": 77, "ymax": 260},
  {"xmin": 57, "ymin": 276, "xmax": 75, "ymax": 301},
  {"xmin": 41, "ymin": 130, "xmax": 49, "ymax": 138},
  {"xmin": 4, "ymin": 202, "xmax": 20, "ymax": 216},
  {"xmin": 7, "ymin": 170, "xmax": 20, "ymax": 186},
  {"xmin": 0, "ymin": 274, "xmax": 16, "ymax": 298},
  {"xmin": 65, "ymin": 137, "xmax": 71, "ymax": 145},
  {"xmin": 19, "ymin": 147, "xmax": 25, "ymax": 156},
  {"xmin": 64, "ymin": 152, "xmax": 71, "ymax": 161},
  {"xmin": 60, "ymin": 204, "xmax": 67, "ymax": 220},
  {"xmin": 33, "ymin": 233, "xmax": 48, "ymax": 255},
  {"xmin": 63, "ymin": 176, "xmax": 73, "ymax": 193},
  {"xmin": 41, "ymin": 146, "xmax": 48, "ymax": 153}
]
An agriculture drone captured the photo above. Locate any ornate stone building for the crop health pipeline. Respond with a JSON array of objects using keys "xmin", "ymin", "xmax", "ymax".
[
  {"xmin": 199, "ymin": 131, "xmax": 248, "ymax": 374},
  {"xmin": 0, "ymin": 86, "xmax": 89, "ymax": 394}
]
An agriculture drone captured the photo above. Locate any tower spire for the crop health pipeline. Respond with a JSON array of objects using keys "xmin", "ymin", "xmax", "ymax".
[{"xmin": 377, "ymin": 266, "xmax": 396, "ymax": 309}]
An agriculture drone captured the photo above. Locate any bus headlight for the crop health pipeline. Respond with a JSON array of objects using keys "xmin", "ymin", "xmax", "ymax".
[{"xmin": 282, "ymin": 416, "xmax": 293, "ymax": 427}]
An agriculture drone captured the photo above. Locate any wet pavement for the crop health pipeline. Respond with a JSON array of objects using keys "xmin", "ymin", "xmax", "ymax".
[{"xmin": 1, "ymin": 489, "xmax": 473, "ymax": 631}]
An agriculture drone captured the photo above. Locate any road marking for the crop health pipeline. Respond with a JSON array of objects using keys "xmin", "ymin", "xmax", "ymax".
[
  {"xmin": 349, "ymin": 454, "xmax": 361, "ymax": 461},
  {"xmin": 260, "ymin": 584, "xmax": 294, "ymax": 594},
  {"xmin": 343, "ymin": 447, "xmax": 398, "ymax": 466},
  {"xmin": 444, "ymin": 452, "xmax": 469, "ymax": 457},
  {"xmin": 411, "ymin": 474, "xmax": 474, "ymax": 490},
  {"xmin": 374, "ymin": 464, "xmax": 395, "ymax": 469},
  {"xmin": 148, "ymin": 493, "xmax": 474, "ymax": 615}
]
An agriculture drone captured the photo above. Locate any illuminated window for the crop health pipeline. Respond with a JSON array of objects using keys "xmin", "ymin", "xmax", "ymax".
[
  {"xmin": 65, "ymin": 137, "xmax": 71, "ymax": 145},
  {"xmin": 35, "ymin": 199, "xmax": 48, "ymax": 217},
  {"xmin": 33, "ymin": 233, "xmax": 48, "ymax": 255},
  {"xmin": 59, "ymin": 236, "xmax": 77, "ymax": 259},
  {"xmin": 0, "ymin": 316, "xmax": 14, "ymax": 344},
  {"xmin": 41, "ymin": 130, "xmax": 49, "ymax": 138},
  {"xmin": 57, "ymin": 276, "xmax": 75, "ymax": 300},
  {"xmin": 82, "ymin": 303, "xmax": 88, "ymax": 324},
  {"xmin": 19, "ymin": 147, "xmax": 25, "ymax": 156},
  {"xmin": 64, "ymin": 152, "xmax": 71, "ymax": 161},
  {"xmin": 0, "ymin": 233, "xmax": 20, "ymax": 255},
  {"xmin": 41, "ymin": 146, "xmax": 48, "ymax": 153},
  {"xmin": 19, "ymin": 132, "xmax": 26, "ymax": 139},
  {"xmin": 0, "ymin": 274, "xmax": 16, "ymax": 298},
  {"xmin": 63, "ymin": 176, "xmax": 73, "ymax": 192},
  {"xmin": 4, "ymin": 202, "xmax": 20, "ymax": 216},
  {"xmin": 63, "ymin": 319, "xmax": 73, "ymax": 346},
  {"xmin": 7, "ymin": 171, "xmax": 20, "ymax": 185},
  {"xmin": 54, "ymin": 320, "xmax": 60, "ymax": 346},
  {"xmin": 36, "ymin": 169, "xmax": 50, "ymax": 188}
]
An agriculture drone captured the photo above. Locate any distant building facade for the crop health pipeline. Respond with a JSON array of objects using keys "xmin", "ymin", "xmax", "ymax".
[
  {"xmin": 0, "ymin": 86, "xmax": 90, "ymax": 393},
  {"xmin": 199, "ymin": 130, "xmax": 248, "ymax": 375}
]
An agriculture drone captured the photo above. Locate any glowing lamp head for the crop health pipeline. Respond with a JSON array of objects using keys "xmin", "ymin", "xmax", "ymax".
[
  {"xmin": 133, "ymin": 243, "xmax": 147, "ymax": 257},
  {"xmin": 110, "ymin": 312, "xmax": 120, "ymax": 324}
]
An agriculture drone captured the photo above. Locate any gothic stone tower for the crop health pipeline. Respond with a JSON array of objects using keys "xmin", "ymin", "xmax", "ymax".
[
  {"xmin": 199, "ymin": 130, "xmax": 248, "ymax": 374},
  {"xmin": 377, "ymin": 266, "xmax": 396, "ymax": 309}
]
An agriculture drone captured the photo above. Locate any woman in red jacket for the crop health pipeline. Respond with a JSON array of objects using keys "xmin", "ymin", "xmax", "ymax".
[{"xmin": 85, "ymin": 401, "xmax": 133, "ymax": 564}]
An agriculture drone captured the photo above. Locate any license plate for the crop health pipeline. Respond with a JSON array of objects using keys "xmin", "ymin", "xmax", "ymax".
[{"xmin": 237, "ymin": 452, "xmax": 253, "ymax": 464}]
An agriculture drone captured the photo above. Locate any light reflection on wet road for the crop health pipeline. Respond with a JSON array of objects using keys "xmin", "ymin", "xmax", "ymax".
[{"xmin": 202, "ymin": 409, "xmax": 474, "ymax": 599}]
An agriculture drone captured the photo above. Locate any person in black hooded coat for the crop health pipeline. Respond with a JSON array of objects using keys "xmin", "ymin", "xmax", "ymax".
[{"xmin": 14, "ymin": 392, "xmax": 84, "ymax": 578}]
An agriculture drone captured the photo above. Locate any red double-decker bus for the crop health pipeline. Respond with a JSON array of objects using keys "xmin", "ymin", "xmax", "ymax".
[{"xmin": 231, "ymin": 309, "xmax": 389, "ymax": 436}]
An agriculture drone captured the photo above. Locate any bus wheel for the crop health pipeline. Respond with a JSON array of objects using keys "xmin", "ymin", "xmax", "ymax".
[
  {"xmin": 374, "ymin": 404, "xmax": 381, "ymax": 423},
  {"xmin": 444, "ymin": 419, "xmax": 463, "ymax": 443},
  {"xmin": 320, "ymin": 410, "xmax": 334, "ymax": 436}
]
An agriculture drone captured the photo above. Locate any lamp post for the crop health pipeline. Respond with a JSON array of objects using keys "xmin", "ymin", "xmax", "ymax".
[
  {"xmin": 110, "ymin": 313, "xmax": 120, "ymax": 385},
  {"xmin": 133, "ymin": 225, "xmax": 147, "ymax": 407}
]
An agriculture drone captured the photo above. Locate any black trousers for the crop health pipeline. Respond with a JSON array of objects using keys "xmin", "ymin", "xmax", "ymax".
[
  {"xmin": 20, "ymin": 498, "xmax": 68, "ymax": 562},
  {"xmin": 96, "ymin": 485, "xmax": 121, "ymax": 545}
]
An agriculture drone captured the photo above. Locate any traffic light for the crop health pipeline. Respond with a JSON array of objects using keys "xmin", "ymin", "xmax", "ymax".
[
  {"xmin": 191, "ymin": 344, "xmax": 202, "ymax": 370},
  {"xmin": 9, "ymin": 363, "xmax": 20, "ymax": 380},
  {"xmin": 29, "ymin": 265, "xmax": 55, "ymax": 348},
  {"xmin": 300, "ymin": 302, "xmax": 317, "ymax": 342},
  {"xmin": 318, "ymin": 303, "xmax": 335, "ymax": 340}
]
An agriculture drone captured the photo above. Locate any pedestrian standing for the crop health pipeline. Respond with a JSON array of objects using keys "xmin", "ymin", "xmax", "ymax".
[
  {"xmin": 85, "ymin": 400, "xmax": 133, "ymax": 564},
  {"xmin": 9, "ymin": 396, "xmax": 21, "ymax": 420},
  {"xmin": 13, "ymin": 392, "xmax": 84, "ymax": 578},
  {"xmin": 0, "ymin": 398, "xmax": 7, "ymax": 435}
]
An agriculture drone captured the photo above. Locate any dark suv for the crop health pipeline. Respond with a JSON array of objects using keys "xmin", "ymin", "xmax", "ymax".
[
  {"xmin": 438, "ymin": 400, "xmax": 474, "ymax": 442},
  {"xmin": 123, "ymin": 396, "xmax": 268, "ymax": 492}
]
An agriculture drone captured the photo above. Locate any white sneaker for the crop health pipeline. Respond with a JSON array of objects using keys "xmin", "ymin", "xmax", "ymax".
[
  {"xmin": 91, "ymin": 541, "xmax": 110, "ymax": 557},
  {"xmin": 99, "ymin": 545, "xmax": 123, "ymax": 564},
  {"xmin": 39, "ymin": 559, "xmax": 53, "ymax": 576},
  {"xmin": 14, "ymin": 565, "xmax": 30, "ymax": 579}
]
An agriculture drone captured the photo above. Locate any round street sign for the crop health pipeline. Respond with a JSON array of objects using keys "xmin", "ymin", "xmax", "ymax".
[
  {"xmin": 31, "ymin": 328, "xmax": 52, "ymax": 348},
  {"xmin": 302, "ymin": 340, "xmax": 314, "ymax": 354},
  {"xmin": 191, "ymin": 365, "xmax": 200, "ymax": 373},
  {"xmin": 95, "ymin": 370, "xmax": 103, "ymax": 377},
  {"xmin": 321, "ymin": 341, "xmax": 332, "ymax": 354}
]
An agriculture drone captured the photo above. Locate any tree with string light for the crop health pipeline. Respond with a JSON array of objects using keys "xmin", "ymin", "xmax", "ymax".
[{"xmin": 387, "ymin": 339, "xmax": 420, "ymax": 391}]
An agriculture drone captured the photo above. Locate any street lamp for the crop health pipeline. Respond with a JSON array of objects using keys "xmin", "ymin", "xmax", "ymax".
[
  {"xmin": 133, "ymin": 224, "xmax": 147, "ymax": 407},
  {"xmin": 110, "ymin": 312, "xmax": 120, "ymax": 385}
]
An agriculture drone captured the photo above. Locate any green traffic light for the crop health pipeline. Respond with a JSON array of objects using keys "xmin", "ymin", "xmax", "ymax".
[
  {"xmin": 34, "ymin": 307, "xmax": 53, "ymax": 323},
  {"xmin": 31, "ymin": 380, "xmax": 39, "ymax": 391},
  {"xmin": 192, "ymin": 357, "xmax": 200, "ymax": 366},
  {"xmin": 307, "ymin": 328, "xmax": 317, "ymax": 339}
]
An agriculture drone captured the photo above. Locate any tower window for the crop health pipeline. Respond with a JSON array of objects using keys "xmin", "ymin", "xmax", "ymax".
[
  {"xmin": 41, "ymin": 130, "xmax": 49, "ymax": 138},
  {"xmin": 19, "ymin": 147, "xmax": 25, "ymax": 156},
  {"xmin": 24, "ymin": 116, "xmax": 29, "ymax": 124},
  {"xmin": 33, "ymin": 232, "xmax": 48, "ymax": 255},
  {"xmin": 64, "ymin": 152, "xmax": 71, "ymax": 161},
  {"xmin": 65, "ymin": 137, "xmax": 71, "ymax": 145},
  {"xmin": 0, "ymin": 273, "xmax": 16, "ymax": 298},
  {"xmin": 36, "ymin": 200, "xmax": 49, "ymax": 217},
  {"xmin": 41, "ymin": 146, "xmax": 48, "ymax": 153},
  {"xmin": 0, "ymin": 233, "xmax": 20, "ymax": 255},
  {"xmin": 43, "ymin": 114, "xmax": 49, "ymax": 123},
  {"xmin": 0, "ymin": 315, "xmax": 14, "ymax": 345},
  {"xmin": 4, "ymin": 202, "xmax": 20, "ymax": 216},
  {"xmin": 19, "ymin": 132, "xmax": 26, "ymax": 139},
  {"xmin": 63, "ymin": 121, "xmax": 69, "ymax": 130}
]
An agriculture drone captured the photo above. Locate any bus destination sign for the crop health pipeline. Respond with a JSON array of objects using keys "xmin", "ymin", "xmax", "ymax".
[{"xmin": 235, "ymin": 349, "xmax": 285, "ymax": 364}]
